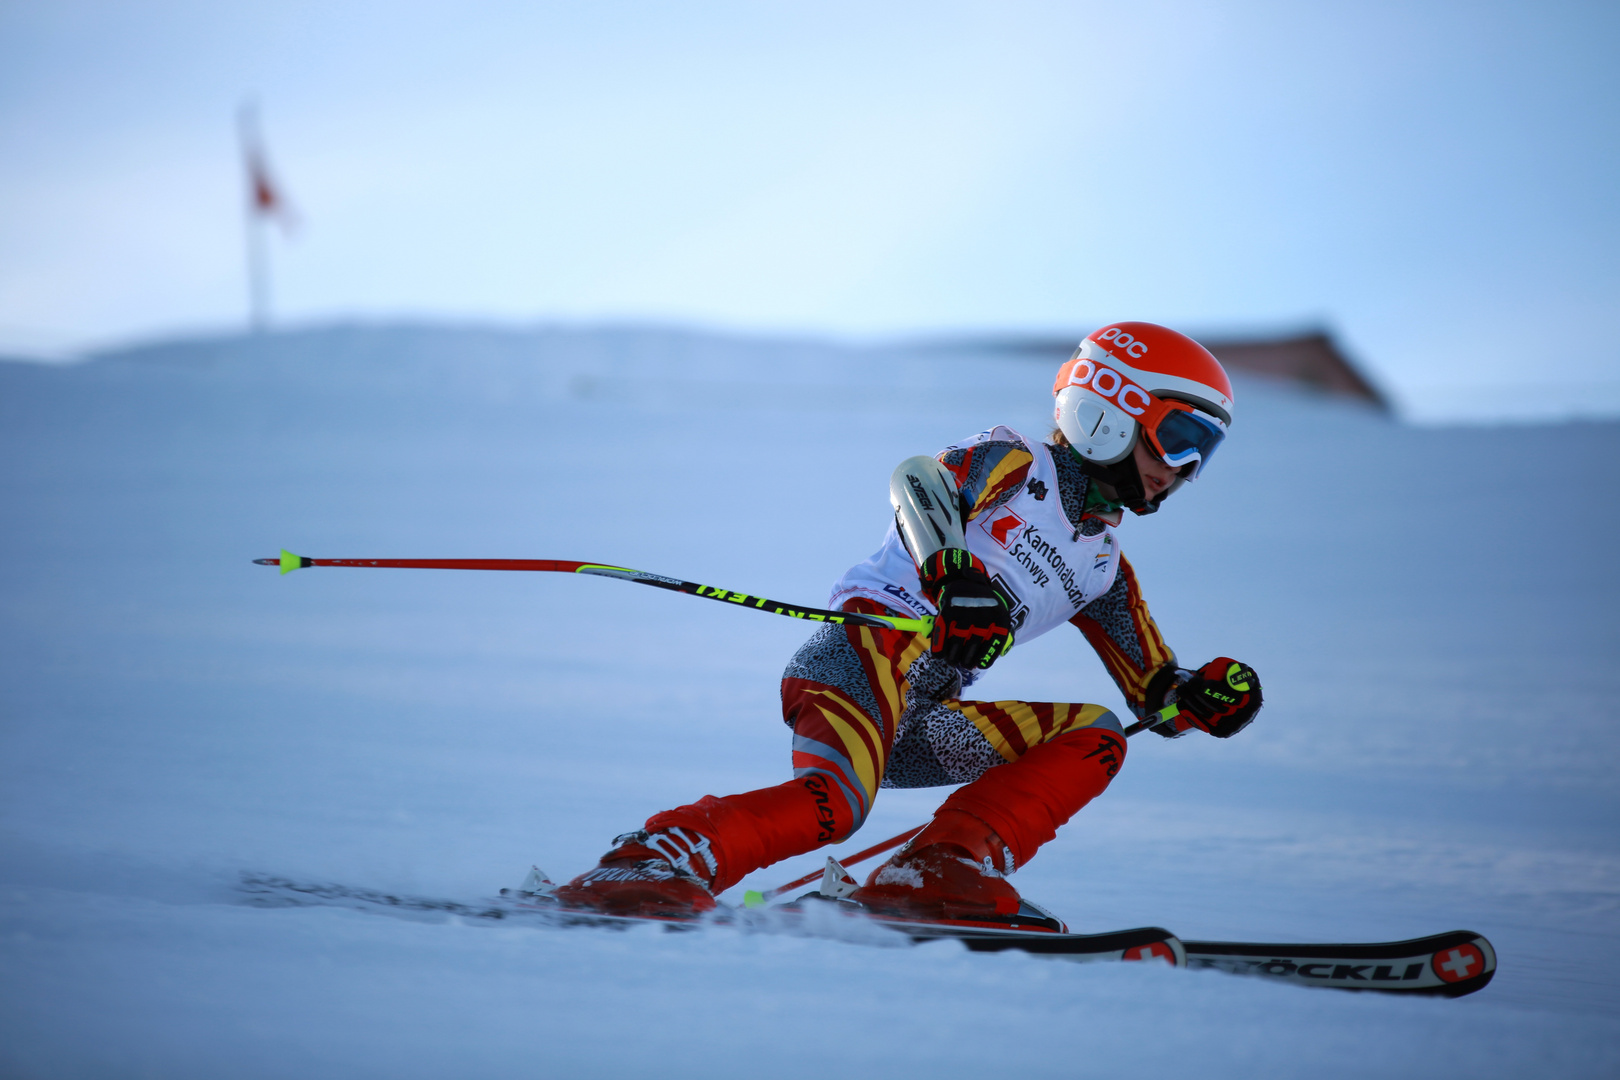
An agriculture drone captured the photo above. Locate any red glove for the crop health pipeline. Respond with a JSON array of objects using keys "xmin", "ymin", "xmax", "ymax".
[
  {"xmin": 918, "ymin": 549, "xmax": 1014, "ymax": 670},
  {"xmin": 1151, "ymin": 658, "xmax": 1262, "ymax": 738}
]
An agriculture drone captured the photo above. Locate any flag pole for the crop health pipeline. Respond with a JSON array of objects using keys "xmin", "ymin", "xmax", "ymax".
[{"xmin": 239, "ymin": 101, "xmax": 270, "ymax": 332}]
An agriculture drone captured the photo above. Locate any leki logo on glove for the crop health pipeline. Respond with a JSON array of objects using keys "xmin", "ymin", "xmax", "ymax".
[
  {"xmin": 1057, "ymin": 357, "xmax": 1153, "ymax": 417},
  {"xmin": 1225, "ymin": 663, "xmax": 1253, "ymax": 691}
]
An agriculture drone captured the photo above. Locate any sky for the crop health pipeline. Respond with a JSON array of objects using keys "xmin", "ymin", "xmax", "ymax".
[{"xmin": 1, "ymin": 0, "xmax": 1617, "ymax": 415}]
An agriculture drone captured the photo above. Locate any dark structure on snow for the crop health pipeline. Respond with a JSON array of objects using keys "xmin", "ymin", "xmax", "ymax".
[
  {"xmin": 961, "ymin": 328, "xmax": 1389, "ymax": 413},
  {"xmin": 1201, "ymin": 331, "xmax": 1387, "ymax": 411}
]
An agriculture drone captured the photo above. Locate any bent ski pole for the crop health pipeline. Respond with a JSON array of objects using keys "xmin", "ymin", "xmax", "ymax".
[
  {"xmin": 756, "ymin": 711, "xmax": 1173, "ymax": 902},
  {"xmin": 253, "ymin": 549, "xmax": 933, "ymax": 635}
]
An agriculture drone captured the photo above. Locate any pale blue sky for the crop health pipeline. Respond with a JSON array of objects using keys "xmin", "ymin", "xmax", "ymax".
[{"xmin": 1, "ymin": 0, "xmax": 1616, "ymax": 415}]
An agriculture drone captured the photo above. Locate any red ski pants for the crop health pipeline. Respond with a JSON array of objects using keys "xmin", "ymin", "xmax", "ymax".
[{"xmin": 645, "ymin": 600, "xmax": 1127, "ymax": 893}]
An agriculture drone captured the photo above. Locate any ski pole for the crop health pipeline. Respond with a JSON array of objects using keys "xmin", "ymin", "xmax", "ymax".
[
  {"xmin": 1123, "ymin": 702, "xmax": 1182, "ymax": 737},
  {"xmin": 254, "ymin": 550, "xmax": 932, "ymax": 635},
  {"xmin": 261, "ymin": 548, "xmax": 1180, "ymax": 894},
  {"xmin": 756, "ymin": 824, "xmax": 926, "ymax": 902},
  {"xmin": 756, "ymin": 709, "xmax": 1175, "ymax": 902}
]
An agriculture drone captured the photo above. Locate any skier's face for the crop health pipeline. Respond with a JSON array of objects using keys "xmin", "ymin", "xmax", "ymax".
[{"xmin": 1133, "ymin": 438, "xmax": 1181, "ymax": 498}]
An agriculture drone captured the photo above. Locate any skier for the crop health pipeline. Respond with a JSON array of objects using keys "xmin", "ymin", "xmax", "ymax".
[{"xmin": 556, "ymin": 321, "xmax": 1263, "ymax": 923}]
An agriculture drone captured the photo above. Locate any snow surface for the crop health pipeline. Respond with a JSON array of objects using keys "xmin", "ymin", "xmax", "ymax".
[{"xmin": 2, "ymin": 324, "xmax": 1618, "ymax": 1078}]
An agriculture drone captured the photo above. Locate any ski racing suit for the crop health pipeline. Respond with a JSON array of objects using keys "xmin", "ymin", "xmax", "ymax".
[{"xmin": 641, "ymin": 427, "xmax": 1179, "ymax": 893}]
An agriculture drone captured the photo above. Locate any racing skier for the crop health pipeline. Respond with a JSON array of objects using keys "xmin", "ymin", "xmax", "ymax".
[{"xmin": 556, "ymin": 321, "xmax": 1263, "ymax": 924}]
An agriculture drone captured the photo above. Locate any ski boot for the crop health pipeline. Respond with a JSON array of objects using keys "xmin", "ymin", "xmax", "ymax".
[
  {"xmin": 849, "ymin": 809, "xmax": 1059, "ymax": 930},
  {"xmin": 554, "ymin": 827, "xmax": 719, "ymax": 919}
]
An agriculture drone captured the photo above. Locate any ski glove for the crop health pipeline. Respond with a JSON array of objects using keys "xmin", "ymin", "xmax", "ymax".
[
  {"xmin": 918, "ymin": 548, "xmax": 1014, "ymax": 670},
  {"xmin": 1149, "ymin": 658, "xmax": 1262, "ymax": 739}
]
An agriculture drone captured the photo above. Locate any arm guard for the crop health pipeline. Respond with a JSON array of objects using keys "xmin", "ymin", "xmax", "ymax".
[{"xmin": 889, "ymin": 455, "xmax": 967, "ymax": 563}]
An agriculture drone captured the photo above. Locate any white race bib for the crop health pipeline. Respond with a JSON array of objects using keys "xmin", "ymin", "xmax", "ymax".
[{"xmin": 830, "ymin": 426, "xmax": 1121, "ymax": 646}]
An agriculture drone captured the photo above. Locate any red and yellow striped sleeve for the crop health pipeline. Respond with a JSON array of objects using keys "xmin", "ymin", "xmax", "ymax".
[
  {"xmin": 937, "ymin": 441, "xmax": 1035, "ymax": 522},
  {"xmin": 1069, "ymin": 554, "xmax": 1177, "ymax": 716}
]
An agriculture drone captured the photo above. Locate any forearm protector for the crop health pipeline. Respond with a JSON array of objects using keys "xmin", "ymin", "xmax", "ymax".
[{"xmin": 889, "ymin": 455, "xmax": 967, "ymax": 564}]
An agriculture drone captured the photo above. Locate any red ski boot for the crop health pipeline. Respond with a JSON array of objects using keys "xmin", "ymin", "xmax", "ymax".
[
  {"xmin": 849, "ymin": 809, "xmax": 1046, "ymax": 928},
  {"xmin": 556, "ymin": 778, "xmax": 850, "ymax": 919},
  {"xmin": 554, "ymin": 827, "xmax": 719, "ymax": 919}
]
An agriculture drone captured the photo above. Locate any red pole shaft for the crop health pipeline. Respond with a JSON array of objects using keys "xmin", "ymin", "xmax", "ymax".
[
  {"xmin": 311, "ymin": 558, "xmax": 588, "ymax": 572},
  {"xmin": 765, "ymin": 824, "xmax": 925, "ymax": 900},
  {"xmin": 254, "ymin": 552, "xmax": 933, "ymax": 634}
]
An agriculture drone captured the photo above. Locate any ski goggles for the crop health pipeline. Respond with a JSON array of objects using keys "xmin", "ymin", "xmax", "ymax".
[{"xmin": 1138, "ymin": 395, "xmax": 1227, "ymax": 478}]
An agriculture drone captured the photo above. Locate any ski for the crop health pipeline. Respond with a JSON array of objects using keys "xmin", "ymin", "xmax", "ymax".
[
  {"xmin": 1181, "ymin": 932, "xmax": 1496, "ymax": 997},
  {"xmin": 239, "ymin": 872, "xmax": 711, "ymax": 934},
  {"xmin": 765, "ymin": 857, "xmax": 1497, "ymax": 996},
  {"xmin": 240, "ymin": 873, "xmax": 529, "ymax": 923},
  {"xmin": 500, "ymin": 866, "xmax": 1185, "ymax": 966}
]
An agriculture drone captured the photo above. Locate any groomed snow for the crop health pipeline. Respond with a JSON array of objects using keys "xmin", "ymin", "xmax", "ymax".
[{"xmin": 2, "ymin": 324, "xmax": 1617, "ymax": 1077}]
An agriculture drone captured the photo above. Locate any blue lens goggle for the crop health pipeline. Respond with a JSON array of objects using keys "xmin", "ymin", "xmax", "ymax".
[{"xmin": 1144, "ymin": 402, "xmax": 1226, "ymax": 478}]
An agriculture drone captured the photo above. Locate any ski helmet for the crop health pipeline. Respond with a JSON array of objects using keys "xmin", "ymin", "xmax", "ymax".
[{"xmin": 1052, "ymin": 321, "xmax": 1234, "ymax": 513}]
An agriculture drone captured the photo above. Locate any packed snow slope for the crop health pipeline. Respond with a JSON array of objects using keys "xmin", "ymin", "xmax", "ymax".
[{"xmin": 2, "ymin": 324, "xmax": 1618, "ymax": 1079}]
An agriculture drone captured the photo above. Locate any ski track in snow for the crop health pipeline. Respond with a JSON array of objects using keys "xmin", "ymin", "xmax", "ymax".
[{"xmin": 2, "ymin": 323, "xmax": 1619, "ymax": 1078}]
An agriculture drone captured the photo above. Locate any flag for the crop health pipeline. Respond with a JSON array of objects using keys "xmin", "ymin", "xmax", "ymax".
[
  {"xmin": 249, "ymin": 150, "xmax": 280, "ymax": 216},
  {"xmin": 240, "ymin": 104, "xmax": 298, "ymax": 232}
]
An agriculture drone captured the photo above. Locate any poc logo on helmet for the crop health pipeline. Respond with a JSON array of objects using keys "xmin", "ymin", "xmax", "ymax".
[
  {"xmin": 1097, "ymin": 326, "xmax": 1150, "ymax": 359},
  {"xmin": 1061, "ymin": 358, "xmax": 1153, "ymax": 417}
]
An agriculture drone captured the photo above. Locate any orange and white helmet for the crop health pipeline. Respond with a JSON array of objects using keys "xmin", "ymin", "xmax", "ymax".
[{"xmin": 1052, "ymin": 321, "xmax": 1234, "ymax": 479}]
